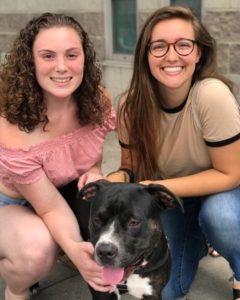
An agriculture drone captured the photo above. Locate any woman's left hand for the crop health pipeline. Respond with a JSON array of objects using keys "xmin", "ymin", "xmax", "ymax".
[
  {"xmin": 139, "ymin": 180, "xmax": 154, "ymax": 185},
  {"xmin": 78, "ymin": 166, "xmax": 104, "ymax": 190}
]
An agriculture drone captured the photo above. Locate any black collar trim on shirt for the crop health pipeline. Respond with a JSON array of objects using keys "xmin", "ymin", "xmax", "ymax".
[{"xmin": 160, "ymin": 97, "xmax": 188, "ymax": 113}]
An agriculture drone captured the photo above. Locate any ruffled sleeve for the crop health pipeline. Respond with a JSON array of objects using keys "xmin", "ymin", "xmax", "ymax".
[
  {"xmin": 0, "ymin": 148, "xmax": 44, "ymax": 191},
  {"xmin": 0, "ymin": 104, "xmax": 116, "ymax": 192},
  {"xmin": 103, "ymin": 105, "xmax": 116, "ymax": 131}
]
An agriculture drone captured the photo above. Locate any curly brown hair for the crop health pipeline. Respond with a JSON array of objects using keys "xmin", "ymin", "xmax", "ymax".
[{"xmin": 0, "ymin": 12, "xmax": 110, "ymax": 132}]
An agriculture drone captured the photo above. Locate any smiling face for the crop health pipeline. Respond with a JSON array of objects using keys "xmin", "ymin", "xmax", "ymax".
[
  {"xmin": 33, "ymin": 26, "xmax": 85, "ymax": 101},
  {"xmin": 148, "ymin": 18, "xmax": 201, "ymax": 96}
]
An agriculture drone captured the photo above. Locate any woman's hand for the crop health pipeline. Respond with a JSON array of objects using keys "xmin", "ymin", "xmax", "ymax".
[
  {"xmin": 71, "ymin": 241, "xmax": 112, "ymax": 292},
  {"xmin": 14, "ymin": 176, "xmax": 111, "ymax": 291},
  {"xmin": 139, "ymin": 180, "xmax": 154, "ymax": 185},
  {"xmin": 78, "ymin": 165, "xmax": 104, "ymax": 190}
]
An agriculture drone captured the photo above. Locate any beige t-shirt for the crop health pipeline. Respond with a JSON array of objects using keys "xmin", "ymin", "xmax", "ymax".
[{"xmin": 119, "ymin": 78, "xmax": 240, "ymax": 179}]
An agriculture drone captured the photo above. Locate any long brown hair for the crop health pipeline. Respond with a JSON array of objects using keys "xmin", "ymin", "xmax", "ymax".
[
  {"xmin": 120, "ymin": 6, "xmax": 234, "ymax": 181},
  {"xmin": 0, "ymin": 12, "xmax": 109, "ymax": 132}
]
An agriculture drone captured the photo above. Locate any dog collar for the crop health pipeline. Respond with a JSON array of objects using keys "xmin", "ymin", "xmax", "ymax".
[{"xmin": 136, "ymin": 249, "xmax": 170, "ymax": 275}]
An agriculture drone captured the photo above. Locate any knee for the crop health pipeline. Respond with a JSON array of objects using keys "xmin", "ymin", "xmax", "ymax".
[
  {"xmin": 18, "ymin": 231, "xmax": 58, "ymax": 278},
  {"xmin": 27, "ymin": 239, "xmax": 57, "ymax": 274},
  {"xmin": 199, "ymin": 191, "xmax": 240, "ymax": 235}
]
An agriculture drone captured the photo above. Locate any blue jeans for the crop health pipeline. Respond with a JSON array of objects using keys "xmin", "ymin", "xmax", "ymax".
[{"xmin": 161, "ymin": 187, "xmax": 240, "ymax": 300}]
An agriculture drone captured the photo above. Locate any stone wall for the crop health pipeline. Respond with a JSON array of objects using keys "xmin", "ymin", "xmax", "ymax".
[
  {"xmin": 137, "ymin": 8, "xmax": 240, "ymax": 100},
  {"xmin": 0, "ymin": 11, "xmax": 105, "ymax": 62},
  {"xmin": 0, "ymin": 1, "xmax": 239, "ymax": 101},
  {"xmin": 203, "ymin": 10, "xmax": 240, "ymax": 99}
]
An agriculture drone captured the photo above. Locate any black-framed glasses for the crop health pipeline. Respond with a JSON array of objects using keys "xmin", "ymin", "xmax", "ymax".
[{"xmin": 148, "ymin": 38, "xmax": 197, "ymax": 57}]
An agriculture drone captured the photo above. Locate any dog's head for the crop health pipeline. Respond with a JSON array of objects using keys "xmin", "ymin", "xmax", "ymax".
[{"xmin": 78, "ymin": 180, "xmax": 183, "ymax": 285}]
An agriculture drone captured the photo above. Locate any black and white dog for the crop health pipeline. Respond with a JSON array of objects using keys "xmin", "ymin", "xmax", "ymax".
[{"xmin": 75, "ymin": 180, "xmax": 183, "ymax": 300}]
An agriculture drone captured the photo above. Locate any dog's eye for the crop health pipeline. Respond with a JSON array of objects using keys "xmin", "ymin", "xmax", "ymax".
[
  {"xmin": 128, "ymin": 218, "xmax": 141, "ymax": 228},
  {"xmin": 93, "ymin": 217, "xmax": 101, "ymax": 226}
]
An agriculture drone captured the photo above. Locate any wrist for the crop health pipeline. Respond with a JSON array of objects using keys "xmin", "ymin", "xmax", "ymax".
[
  {"xmin": 88, "ymin": 165, "xmax": 102, "ymax": 175},
  {"xmin": 118, "ymin": 168, "xmax": 135, "ymax": 183},
  {"xmin": 106, "ymin": 168, "xmax": 135, "ymax": 183},
  {"xmin": 106, "ymin": 170, "xmax": 128, "ymax": 182},
  {"xmin": 65, "ymin": 239, "xmax": 84, "ymax": 260}
]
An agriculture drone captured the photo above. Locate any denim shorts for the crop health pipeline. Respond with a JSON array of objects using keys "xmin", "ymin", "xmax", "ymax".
[{"xmin": 0, "ymin": 192, "xmax": 31, "ymax": 208}]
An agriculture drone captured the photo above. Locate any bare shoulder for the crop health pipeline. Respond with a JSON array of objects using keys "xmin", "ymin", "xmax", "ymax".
[
  {"xmin": 0, "ymin": 116, "xmax": 16, "ymax": 142},
  {"xmin": 0, "ymin": 116, "xmax": 33, "ymax": 148}
]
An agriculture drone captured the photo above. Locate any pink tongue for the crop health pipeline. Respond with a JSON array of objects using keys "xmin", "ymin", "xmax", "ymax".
[{"xmin": 102, "ymin": 267, "xmax": 124, "ymax": 285}]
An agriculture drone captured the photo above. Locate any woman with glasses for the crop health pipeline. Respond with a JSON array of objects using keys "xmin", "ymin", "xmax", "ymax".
[{"xmin": 107, "ymin": 6, "xmax": 240, "ymax": 300}]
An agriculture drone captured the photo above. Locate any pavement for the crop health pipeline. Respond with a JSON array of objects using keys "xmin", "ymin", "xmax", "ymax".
[{"xmin": 0, "ymin": 131, "xmax": 235, "ymax": 299}]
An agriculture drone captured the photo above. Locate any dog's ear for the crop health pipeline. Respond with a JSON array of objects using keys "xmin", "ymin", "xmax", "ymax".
[
  {"xmin": 145, "ymin": 184, "xmax": 184, "ymax": 213},
  {"xmin": 78, "ymin": 179, "xmax": 110, "ymax": 201}
]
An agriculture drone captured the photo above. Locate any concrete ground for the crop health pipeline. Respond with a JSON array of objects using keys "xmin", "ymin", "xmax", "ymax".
[{"xmin": 0, "ymin": 131, "xmax": 234, "ymax": 299}]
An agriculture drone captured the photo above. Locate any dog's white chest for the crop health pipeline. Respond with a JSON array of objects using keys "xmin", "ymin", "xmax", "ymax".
[{"xmin": 126, "ymin": 273, "xmax": 153, "ymax": 299}]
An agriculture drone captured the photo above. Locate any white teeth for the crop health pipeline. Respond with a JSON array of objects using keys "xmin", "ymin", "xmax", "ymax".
[
  {"xmin": 163, "ymin": 67, "xmax": 182, "ymax": 72},
  {"xmin": 51, "ymin": 77, "xmax": 71, "ymax": 83}
]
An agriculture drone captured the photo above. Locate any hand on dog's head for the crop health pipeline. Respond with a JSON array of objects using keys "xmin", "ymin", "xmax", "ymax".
[{"xmin": 78, "ymin": 179, "xmax": 184, "ymax": 213}]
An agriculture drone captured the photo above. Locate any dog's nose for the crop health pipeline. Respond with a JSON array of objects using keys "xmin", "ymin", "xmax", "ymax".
[{"xmin": 96, "ymin": 243, "xmax": 118, "ymax": 262}]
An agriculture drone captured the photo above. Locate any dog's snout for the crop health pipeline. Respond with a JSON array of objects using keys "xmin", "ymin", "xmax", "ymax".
[{"xmin": 96, "ymin": 243, "xmax": 118, "ymax": 262}]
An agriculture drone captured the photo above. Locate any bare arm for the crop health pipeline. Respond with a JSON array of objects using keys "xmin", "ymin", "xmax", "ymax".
[
  {"xmin": 106, "ymin": 146, "xmax": 136, "ymax": 182},
  {"xmin": 107, "ymin": 87, "xmax": 240, "ymax": 196},
  {"xmin": 15, "ymin": 175, "xmax": 111, "ymax": 292},
  {"xmin": 78, "ymin": 159, "xmax": 104, "ymax": 189},
  {"xmin": 141, "ymin": 140, "xmax": 240, "ymax": 197},
  {"xmin": 108, "ymin": 138, "xmax": 240, "ymax": 197},
  {"xmin": 105, "ymin": 94, "xmax": 138, "ymax": 183}
]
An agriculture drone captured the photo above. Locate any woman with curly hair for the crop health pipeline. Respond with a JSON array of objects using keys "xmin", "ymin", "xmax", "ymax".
[
  {"xmin": 0, "ymin": 13, "xmax": 115, "ymax": 299},
  {"xmin": 107, "ymin": 6, "xmax": 240, "ymax": 300}
]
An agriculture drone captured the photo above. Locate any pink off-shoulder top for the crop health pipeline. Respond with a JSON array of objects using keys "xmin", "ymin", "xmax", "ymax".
[{"xmin": 0, "ymin": 107, "xmax": 116, "ymax": 192}]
